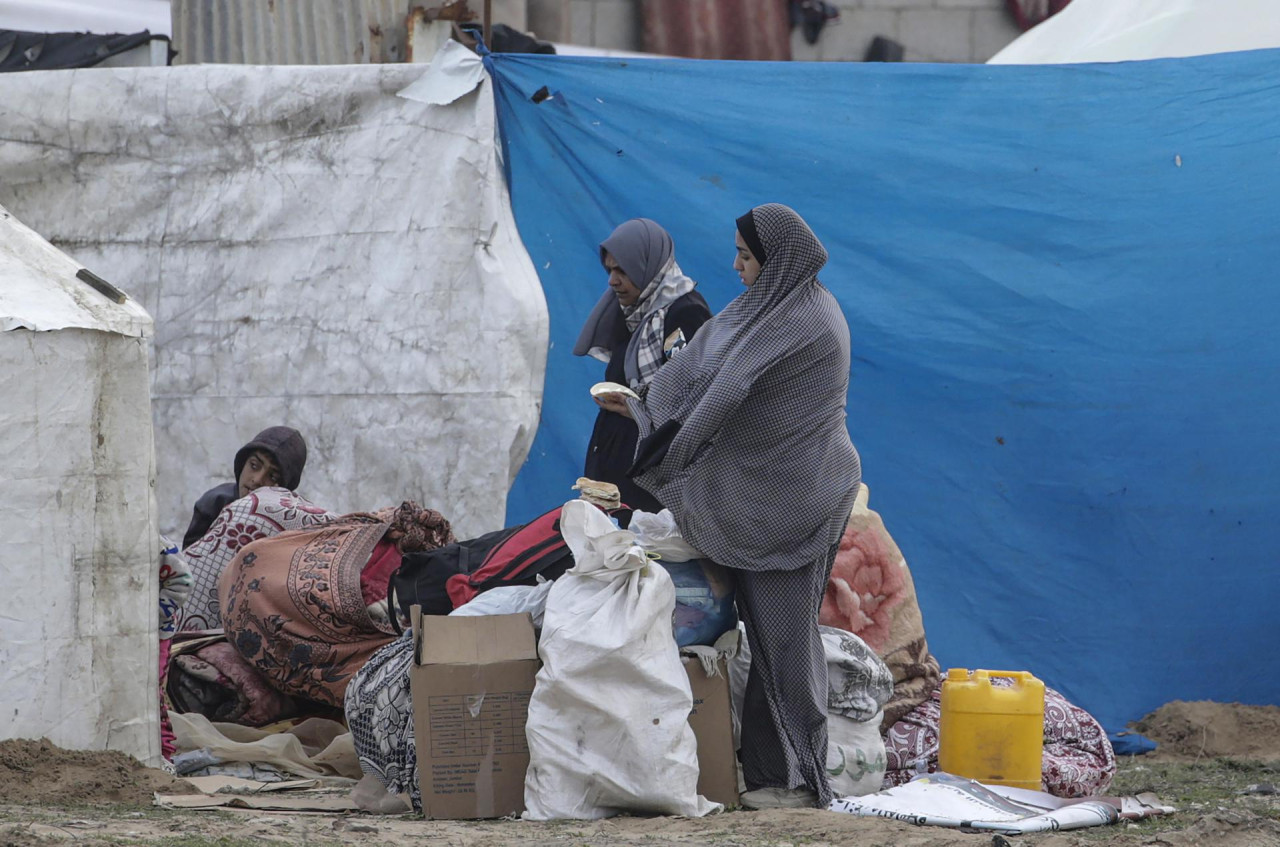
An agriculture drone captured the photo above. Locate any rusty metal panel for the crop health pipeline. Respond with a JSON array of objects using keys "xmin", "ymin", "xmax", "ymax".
[
  {"xmin": 641, "ymin": 0, "xmax": 790, "ymax": 61},
  {"xmin": 171, "ymin": 0, "xmax": 412, "ymax": 65}
]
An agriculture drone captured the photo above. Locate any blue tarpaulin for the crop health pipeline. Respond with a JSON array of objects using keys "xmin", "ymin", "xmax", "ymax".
[{"xmin": 488, "ymin": 48, "xmax": 1280, "ymax": 734}]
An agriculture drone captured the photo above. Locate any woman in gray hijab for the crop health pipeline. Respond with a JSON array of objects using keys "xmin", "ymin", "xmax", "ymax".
[
  {"xmin": 574, "ymin": 218, "xmax": 711, "ymax": 512},
  {"xmin": 599, "ymin": 204, "xmax": 861, "ymax": 809}
]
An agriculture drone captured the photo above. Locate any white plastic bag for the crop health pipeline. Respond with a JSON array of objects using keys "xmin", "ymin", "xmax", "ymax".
[
  {"xmin": 728, "ymin": 623, "xmax": 890, "ymax": 799},
  {"xmin": 447, "ymin": 579, "xmax": 553, "ymax": 629},
  {"xmin": 522, "ymin": 500, "xmax": 720, "ymax": 820},
  {"xmin": 629, "ymin": 508, "xmax": 703, "ymax": 562}
]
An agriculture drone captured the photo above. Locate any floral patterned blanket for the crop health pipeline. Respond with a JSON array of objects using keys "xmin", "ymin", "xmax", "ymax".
[
  {"xmin": 218, "ymin": 504, "xmax": 453, "ymax": 708},
  {"xmin": 820, "ymin": 484, "xmax": 941, "ymax": 730},
  {"xmin": 180, "ymin": 487, "xmax": 335, "ymax": 632},
  {"xmin": 219, "ymin": 517, "xmax": 395, "ymax": 707}
]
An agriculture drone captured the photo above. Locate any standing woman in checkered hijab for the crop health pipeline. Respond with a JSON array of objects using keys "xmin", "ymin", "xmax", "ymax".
[
  {"xmin": 574, "ymin": 218, "xmax": 712, "ymax": 512},
  {"xmin": 598, "ymin": 203, "xmax": 861, "ymax": 809}
]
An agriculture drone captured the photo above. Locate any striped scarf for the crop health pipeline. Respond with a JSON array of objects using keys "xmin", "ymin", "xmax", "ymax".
[{"xmin": 622, "ymin": 257, "xmax": 697, "ymax": 388}]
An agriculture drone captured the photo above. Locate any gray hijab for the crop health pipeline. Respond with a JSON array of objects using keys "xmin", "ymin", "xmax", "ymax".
[
  {"xmin": 602, "ymin": 217, "xmax": 674, "ymax": 304},
  {"xmin": 628, "ymin": 203, "xmax": 862, "ymax": 572},
  {"xmin": 574, "ymin": 218, "xmax": 697, "ymax": 387}
]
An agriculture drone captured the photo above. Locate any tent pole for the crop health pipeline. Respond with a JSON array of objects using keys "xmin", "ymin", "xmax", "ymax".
[{"xmin": 483, "ymin": 0, "xmax": 492, "ymax": 47}]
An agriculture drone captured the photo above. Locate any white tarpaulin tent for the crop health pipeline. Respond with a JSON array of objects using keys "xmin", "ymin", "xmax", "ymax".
[
  {"xmin": 0, "ymin": 0, "xmax": 171, "ymax": 35},
  {"xmin": 0, "ymin": 204, "xmax": 159, "ymax": 764},
  {"xmin": 989, "ymin": 0, "xmax": 1280, "ymax": 63},
  {"xmin": 0, "ymin": 62, "xmax": 547, "ymax": 542}
]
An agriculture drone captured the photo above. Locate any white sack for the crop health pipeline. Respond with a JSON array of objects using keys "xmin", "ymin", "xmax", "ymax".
[
  {"xmin": 827, "ymin": 710, "xmax": 886, "ymax": 798},
  {"xmin": 728, "ymin": 623, "xmax": 891, "ymax": 799},
  {"xmin": 0, "ymin": 64, "xmax": 547, "ymax": 541},
  {"xmin": 821, "ymin": 627, "xmax": 892, "ymax": 797},
  {"xmin": 523, "ymin": 500, "xmax": 719, "ymax": 820}
]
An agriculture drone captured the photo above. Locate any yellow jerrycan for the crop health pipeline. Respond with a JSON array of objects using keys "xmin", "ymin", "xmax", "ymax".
[{"xmin": 938, "ymin": 668, "xmax": 1045, "ymax": 790}]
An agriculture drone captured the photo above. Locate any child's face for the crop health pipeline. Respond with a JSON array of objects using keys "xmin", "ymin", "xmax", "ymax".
[{"xmin": 239, "ymin": 450, "xmax": 283, "ymax": 499}]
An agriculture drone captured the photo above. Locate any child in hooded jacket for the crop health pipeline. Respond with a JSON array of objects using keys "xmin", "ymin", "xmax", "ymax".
[{"xmin": 181, "ymin": 426, "xmax": 309, "ymax": 549}]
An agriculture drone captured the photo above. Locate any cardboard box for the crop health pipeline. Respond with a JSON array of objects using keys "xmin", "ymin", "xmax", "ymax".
[
  {"xmin": 683, "ymin": 656, "xmax": 739, "ymax": 807},
  {"xmin": 410, "ymin": 610, "xmax": 539, "ymax": 819}
]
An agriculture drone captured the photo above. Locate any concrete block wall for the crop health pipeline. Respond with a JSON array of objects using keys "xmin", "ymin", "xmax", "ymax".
[
  {"xmin": 791, "ymin": 0, "xmax": 1022, "ymax": 63},
  {"xmin": 527, "ymin": 0, "xmax": 1020, "ymax": 62},
  {"xmin": 492, "ymin": 0, "xmax": 530, "ymax": 31},
  {"xmin": 527, "ymin": 0, "xmax": 641, "ymax": 50}
]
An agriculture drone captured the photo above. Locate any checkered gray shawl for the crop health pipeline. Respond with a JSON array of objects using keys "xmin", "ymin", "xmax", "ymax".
[
  {"xmin": 574, "ymin": 218, "xmax": 697, "ymax": 389},
  {"xmin": 629, "ymin": 204, "xmax": 861, "ymax": 572}
]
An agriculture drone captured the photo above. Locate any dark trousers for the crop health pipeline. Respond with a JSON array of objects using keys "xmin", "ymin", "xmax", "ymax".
[{"xmin": 735, "ymin": 540, "xmax": 840, "ymax": 807}]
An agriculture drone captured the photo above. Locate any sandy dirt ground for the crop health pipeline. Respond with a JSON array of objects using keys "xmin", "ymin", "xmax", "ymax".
[{"xmin": 1, "ymin": 701, "xmax": 1277, "ymax": 847}]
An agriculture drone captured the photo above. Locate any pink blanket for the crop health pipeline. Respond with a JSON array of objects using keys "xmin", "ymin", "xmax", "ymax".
[{"xmin": 820, "ymin": 485, "xmax": 941, "ymax": 729}]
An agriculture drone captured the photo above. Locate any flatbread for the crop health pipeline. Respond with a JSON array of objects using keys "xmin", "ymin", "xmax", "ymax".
[
  {"xmin": 573, "ymin": 477, "xmax": 621, "ymax": 509},
  {"xmin": 590, "ymin": 381, "xmax": 639, "ymax": 400}
]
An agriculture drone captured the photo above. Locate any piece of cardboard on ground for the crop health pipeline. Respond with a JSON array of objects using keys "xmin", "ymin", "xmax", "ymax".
[
  {"xmin": 155, "ymin": 791, "xmax": 358, "ymax": 812},
  {"xmin": 683, "ymin": 655, "xmax": 738, "ymax": 807},
  {"xmin": 411, "ymin": 609, "xmax": 539, "ymax": 820},
  {"xmin": 179, "ymin": 777, "xmax": 320, "ymax": 798},
  {"xmin": 180, "ymin": 776, "xmax": 319, "ymax": 794}
]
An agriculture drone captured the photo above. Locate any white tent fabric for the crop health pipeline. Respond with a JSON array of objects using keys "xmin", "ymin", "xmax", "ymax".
[
  {"xmin": 0, "ymin": 0, "xmax": 171, "ymax": 36},
  {"xmin": 989, "ymin": 0, "xmax": 1280, "ymax": 64},
  {"xmin": 0, "ymin": 64, "xmax": 547, "ymax": 542},
  {"xmin": 0, "ymin": 209, "xmax": 150, "ymax": 335},
  {"xmin": 0, "ymin": 203, "xmax": 159, "ymax": 764}
]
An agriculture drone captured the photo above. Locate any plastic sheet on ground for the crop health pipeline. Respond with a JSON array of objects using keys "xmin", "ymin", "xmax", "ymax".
[{"xmin": 829, "ymin": 771, "xmax": 1174, "ymax": 833}]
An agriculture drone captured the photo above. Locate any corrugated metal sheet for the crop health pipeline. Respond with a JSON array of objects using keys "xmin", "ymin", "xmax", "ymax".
[
  {"xmin": 641, "ymin": 0, "xmax": 790, "ymax": 61},
  {"xmin": 171, "ymin": 0, "xmax": 411, "ymax": 65}
]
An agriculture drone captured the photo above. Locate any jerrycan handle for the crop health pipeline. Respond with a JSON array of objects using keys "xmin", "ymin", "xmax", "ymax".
[{"xmin": 977, "ymin": 670, "xmax": 1035, "ymax": 682}]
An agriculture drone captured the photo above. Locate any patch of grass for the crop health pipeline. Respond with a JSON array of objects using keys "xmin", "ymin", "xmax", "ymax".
[
  {"xmin": 1071, "ymin": 756, "xmax": 1280, "ymax": 842},
  {"xmin": 1111, "ymin": 756, "xmax": 1276, "ymax": 805}
]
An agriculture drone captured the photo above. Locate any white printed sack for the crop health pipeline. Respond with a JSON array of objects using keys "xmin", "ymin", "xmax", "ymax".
[
  {"xmin": 822, "ymin": 626, "xmax": 892, "ymax": 797},
  {"xmin": 728, "ymin": 623, "xmax": 891, "ymax": 798},
  {"xmin": 522, "ymin": 500, "xmax": 720, "ymax": 820}
]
